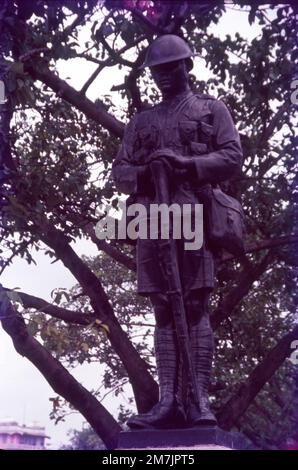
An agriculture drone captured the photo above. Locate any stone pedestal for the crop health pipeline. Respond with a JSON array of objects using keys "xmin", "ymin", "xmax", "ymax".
[{"xmin": 117, "ymin": 426, "xmax": 253, "ymax": 450}]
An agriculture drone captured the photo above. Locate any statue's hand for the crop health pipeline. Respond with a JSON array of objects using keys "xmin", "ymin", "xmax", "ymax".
[
  {"xmin": 149, "ymin": 148, "xmax": 176, "ymax": 160},
  {"xmin": 137, "ymin": 164, "xmax": 150, "ymax": 179},
  {"xmin": 150, "ymin": 148, "xmax": 186, "ymax": 169}
]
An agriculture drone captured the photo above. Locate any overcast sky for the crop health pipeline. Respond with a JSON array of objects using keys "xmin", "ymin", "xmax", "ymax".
[{"xmin": 0, "ymin": 6, "xmax": 267, "ymax": 449}]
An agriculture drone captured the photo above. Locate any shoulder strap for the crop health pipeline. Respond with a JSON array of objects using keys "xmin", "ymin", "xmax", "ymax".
[{"xmin": 195, "ymin": 92, "xmax": 217, "ymax": 101}]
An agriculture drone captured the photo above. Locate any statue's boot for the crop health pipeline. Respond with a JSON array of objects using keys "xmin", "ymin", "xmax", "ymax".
[
  {"xmin": 187, "ymin": 324, "xmax": 217, "ymax": 426},
  {"xmin": 127, "ymin": 327, "xmax": 185, "ymax": 429}
]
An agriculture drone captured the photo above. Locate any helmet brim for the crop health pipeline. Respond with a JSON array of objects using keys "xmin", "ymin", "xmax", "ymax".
[{"xmin": 138, "ymin": 52, "xmax": 201, "ymax": 71}]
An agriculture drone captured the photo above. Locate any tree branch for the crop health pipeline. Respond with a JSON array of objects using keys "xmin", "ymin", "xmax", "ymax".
[
  {"xmin": 36, "ymin": 221, "xmax": 158, "ymax": 412},
  {"xmin": 0, "ymin": 59, "xmax": 16, "ymax": 177},
  {"xmin": 61, "ymin": 11, "xmax": 86, "ymax": 41},
  {"xmin": 26, "ymin": 65, "xmax": 124, "ymax": 138},
  {"xmin": 4, "ymin": 288, "xmax": 94, "ymax": 326},
  {"xmin": 211, "ymin": 253, "xmax": 273, "ymax": 330},
  {"xmin": 80, "ymin": 60, "xmax": 112, "ymax": 95},
  {"xmin": 259, "ymin": 102, "xmax": 289, "ymax": 147},
  {"xmin": 96, "ymin": 30, "xmax": 134, "ymax": 67},
  {"xmin": 221, "ymin": 234, "xmax": 298, "ymax": 262},
  {"xmin": 128, "ymin": 8, "xmax": 166, "ymax": 34},
  {"xmin": 0, "ymin": 284, "xmax": 121, "ymax": 449},
  {"xmin": 79, "ymin": 32, "xmax": 147, "ymax": 96},
  {"xmin": 84, "ymin": 222, "xmax": 136, "ymax": 272},
  {"xmin": 126, "ymin": 47, "xmax": 148, "ymax": 113},
  {"xmin": 217, "ymin": 325, "xmax": 298, "ymax": 430}
]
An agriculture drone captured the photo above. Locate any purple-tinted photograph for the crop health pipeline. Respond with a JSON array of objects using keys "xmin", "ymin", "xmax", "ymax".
[{"xmin": 0, "ymin": 0, "xmax": 297, "ymax": 462}]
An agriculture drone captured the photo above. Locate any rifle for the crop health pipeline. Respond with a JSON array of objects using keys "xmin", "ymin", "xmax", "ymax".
[{"xmin": 150, "ymin": 158, "xmax": 200, "ymax": 405}]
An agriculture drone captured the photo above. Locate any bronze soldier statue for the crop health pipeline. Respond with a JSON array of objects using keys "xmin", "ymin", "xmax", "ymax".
[{"xmin": 112, "ymin": 35, "xmax": 243, "ymax": 429}]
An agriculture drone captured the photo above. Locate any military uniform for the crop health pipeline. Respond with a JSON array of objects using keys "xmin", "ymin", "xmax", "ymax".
[
  {"xmin": 112, "ymin": 89, "xmax": 242, "ymax": 296},
  {"xmin": 112, "ymin": 33, "xmax": 243, "ymax": 430}
]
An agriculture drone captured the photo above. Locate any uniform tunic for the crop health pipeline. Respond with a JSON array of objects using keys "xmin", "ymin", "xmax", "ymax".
[{"xmin": 112, "ymin": 90, "xmax": 242, "ymax": 296}]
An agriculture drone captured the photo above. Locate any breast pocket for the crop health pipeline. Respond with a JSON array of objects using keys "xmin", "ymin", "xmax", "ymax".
[
  {"xmin": 198, "ymin": 122, "xmax": 213, "ymax": 145},
  {"xmin": 136, "ymin": 125, "xmax": 158, "ymax": 150},
  {"xmin": 133, "ymin": 125, "xmax": 159, "ymax": 163},
  {"xmin": 178, "ymin": 120, "xmax": 198, "ymax": 145}
]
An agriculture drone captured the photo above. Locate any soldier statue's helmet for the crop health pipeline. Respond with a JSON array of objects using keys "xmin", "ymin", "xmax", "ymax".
[{"xmin": 139, "ymin": 34, "xmax": 195, "ymax": 70}]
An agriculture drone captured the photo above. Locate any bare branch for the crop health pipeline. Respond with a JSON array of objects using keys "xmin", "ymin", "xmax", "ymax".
[{"xmin": 80, "ymin": 60, "xmax": 112, "ymax": 95}]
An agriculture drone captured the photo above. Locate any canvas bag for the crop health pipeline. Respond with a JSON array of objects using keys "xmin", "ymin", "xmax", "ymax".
[{"xmin": 201, "ymin": 185, "xmax": 245, "ymax": 256}]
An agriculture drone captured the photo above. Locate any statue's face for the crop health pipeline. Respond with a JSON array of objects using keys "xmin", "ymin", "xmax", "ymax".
[{"xmin": 150, "ymin": 59, "xmax": 189, "ymax": 97}]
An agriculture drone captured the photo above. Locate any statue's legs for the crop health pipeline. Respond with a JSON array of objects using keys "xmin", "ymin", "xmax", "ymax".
[
  {"xmin": 185, "ymin": 288, "xmax": 217, "ymax": 426},
  {"xmin": 126, "ymin": 293, "xmax": 185, "ymax": 429},
  {"xmin": 126, "ymin": 289, "xmax": 217, "ymax": 429}
]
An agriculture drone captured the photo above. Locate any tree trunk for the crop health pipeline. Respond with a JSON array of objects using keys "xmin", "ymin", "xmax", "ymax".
[{"xmin": 0, "ymin": 284, "xmax": 121, "ymax": 449}]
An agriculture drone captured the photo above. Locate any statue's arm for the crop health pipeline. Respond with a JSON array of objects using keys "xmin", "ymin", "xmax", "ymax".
[
  {"xmin": 112, "ymin": 117, "xmax": 148, "ymax": 195},
  {"xmin": 192, "ymin": 100, "xmax": 243, "ymax": 185}
]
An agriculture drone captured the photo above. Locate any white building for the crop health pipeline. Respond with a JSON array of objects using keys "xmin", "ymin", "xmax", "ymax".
[{"xmin": 0, "ymin": 420, "xmax": 48, "ymax": 450}]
